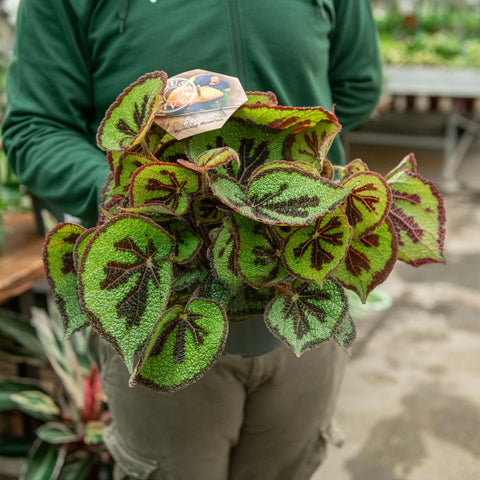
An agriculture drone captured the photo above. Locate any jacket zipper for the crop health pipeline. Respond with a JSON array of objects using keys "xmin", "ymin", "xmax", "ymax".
[{"xmin": 228, "ymin": 0, "xmax": 245, "ymax": 83}]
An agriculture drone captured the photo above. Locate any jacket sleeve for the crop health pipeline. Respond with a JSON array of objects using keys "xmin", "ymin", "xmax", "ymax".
[
  {"xmin": 1, "ymin": 0, "xmax": 109, "ymax": 227},
  {"xmin": 328, "ymin": 0, "xmax": 383, "ymax": 132}
]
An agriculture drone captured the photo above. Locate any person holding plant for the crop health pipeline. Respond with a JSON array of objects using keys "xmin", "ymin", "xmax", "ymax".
[{"xmin": 2, "ymin": 1, "xmax": 382, "ymax": 479}]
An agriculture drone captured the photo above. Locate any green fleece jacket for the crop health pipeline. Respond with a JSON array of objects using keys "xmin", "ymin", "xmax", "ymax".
[{"xmin": 2, "ymin": 0, "xmax": 382, "ymax": 228}]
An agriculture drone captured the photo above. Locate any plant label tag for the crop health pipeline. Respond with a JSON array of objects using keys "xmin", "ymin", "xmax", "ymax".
[{"xmin": 154, "ymin": 69, "xmax": 247, "ymax": 140}]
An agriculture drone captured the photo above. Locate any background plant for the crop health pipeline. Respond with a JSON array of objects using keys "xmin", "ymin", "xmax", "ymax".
[
  {"xmin": 0, "ymin": 306, "xmax": 113, "ymax": 480},
  {"xmin": 43, "ymin": 71, "xmax": 446, "ymax": 393}
]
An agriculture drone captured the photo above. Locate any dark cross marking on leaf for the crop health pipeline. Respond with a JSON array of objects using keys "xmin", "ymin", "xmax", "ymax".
[
  {"xmin": 116, "ymin": 95, "xmax": 150, "ymax": 145},
  {"xmin": 145, "ymin": 171, "xmax": 187, "ymax": 210},
  {"xmin": 248, "ymin": 224, "xmax": 283, "ymax": 284},
  {"xmin": 237, "ymin": 137, "xmax": 270, "ymax": 183},
  {"xmin": 100, "ymin": 236, "xmax": 162, "ymax": 328},
  {"xmin": 61, "ymin": 233, "xmax": 80, "ymax": 275},
  {"xmin": 282, "ymin": 284, "xmax": 331, "ymax": 339},
  {"xmin": 149, "ymin": 311, "xmax": 208, "ymax": 364},
  {"xmin": 389, "ymin": 203, "xmax": 424, "ymax": 246},
  {"xmin": 345, "ymin": 246, "xmax": 371, "ymax": 277},
  {"xmin": 268, "ymin": 116, "xmax": 300, "ymax": 131},
  {"xmin": 360, "ymin": 232, "xmax": 380, "ymax": 249},
  {"xmin": 391, "ymin": 190, "xmax": 421, "ymax": 206},
  {"xmin": 218, "ymin": 228, "xmax": 239, "ymax": 276},
  {"xmin": 293, "ymin": 217, "xmax": 344, "ymax": 270},
  {"xmin": 249, "ymin": 183, "xmax": 320, "ymax": 222},
  {"xmin": 345, "ymin": 183, "xmax": 380, "ymax": 227},
  {"xmin": 298, "ymin": 130, "xmax": 322, "ymax": 161},
  {"xmin": 196, "ymin": 198, "xmax": 224, "ymax": 224}
]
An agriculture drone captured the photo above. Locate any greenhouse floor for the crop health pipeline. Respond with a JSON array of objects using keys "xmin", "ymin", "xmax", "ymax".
[{"xmin": 314, "ymin": 141, "xmax": 480, "ymax": 480}]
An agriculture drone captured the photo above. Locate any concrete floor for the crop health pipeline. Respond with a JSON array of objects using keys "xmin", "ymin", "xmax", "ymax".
[{"xmin": 314, "ymin": 141, "xmax": 480, "ymax": 480}]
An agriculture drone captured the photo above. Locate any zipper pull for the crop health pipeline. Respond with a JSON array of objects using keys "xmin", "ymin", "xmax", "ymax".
[{"xmin": 315, "ymin": 0, "xmax": 326, "ymax": 18}]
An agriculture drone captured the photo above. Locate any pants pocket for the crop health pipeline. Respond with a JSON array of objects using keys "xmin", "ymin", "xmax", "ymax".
[{"xmin": 104, "ymin": 422, "xmax": 158, "ymax": 480}]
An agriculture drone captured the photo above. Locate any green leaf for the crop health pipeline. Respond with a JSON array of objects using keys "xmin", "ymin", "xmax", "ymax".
[
  {"xmin": 129, "ymin": 162, "xmax": 200, "ymax": 216},
  {"xmin": 0, "ymin": 308, "xmax": 45, "ymax": 358},
  {"xmin": 0, "ymin": 380, "xmax": 46, "ymax": 411},
  {"xmin": 385, "ymin": 152, "xmax": 417, "ymax": 180},
  {"xmin": 178, "ymin": 147, "xmax": 240, "ymax": 173},
  {"xmin": 10, "ymin": 391, "xmax": 60, "ymax": 421},
  {"xmin": 342, "ymin": 172, "xmax": 392, "ymax": 236},
  {"xmin": 244, "ymin": 91, "xmax": 278, "ymax": 106},
  {"xmin": 251, "ymin": 159, "xmax": 320, "ymax": 177},
  {"xmin": 233, "ymin": 213, "xmax": 287, "ymax": 288},
  {"xmin": 43, "ymin": 223, "xmax": 89, "ymax": 338},
  {"xmin": 191, "ymin": 195, "xmax": 226, "ymax": 225},
  {"xmin": 228, "ymin": 286, "xmax": 274, "ymax": 319},
  {"xmin": 20, "ymin": 440, "xmax": 67, "ymax": 480},
  {"xmin": 113, "ymin": 153, "xmax": 153, "ymax": 195},
  {"xmin": 283, "ymin": 114, "xmax": 341, "ymax": 164},
  {"xmin": 198, "ymin": 274, "xmax": 231, "ymax": 307},
  {"xmin": 283, "ymin": 208, "xmax": 352, "ymax": 284},
  {"xmin": 83, "ymin": 420, "xmax": 104, "ymax": 445},
  {"xmin": 96, "ymin": 71, "xmax": 167, "ymax": 152},
  {"xmin": 208, "ymin": 217, "xmax": 243, "ymax": 294},
  {"xmin": 172, "ymin": 266, "xmax": 207, "ymax": 292},
  {"xmin": 167, "ymin": 222, "xmax": 202, "ymax": 264},
  {"xmin": 36, "ymin": 423, "xmax": 79, "ymax": 445},
  {"xmin": 264, "ymin": 279, "xmax": 348, "ymax": 357},
  {"xmin": 245, "ymin": 167, "xmax": 349, "ymax": 225},
  {"xmin": 334, "ymin": 218, "xmax": 398, "ymax": 303},
  {"xmin": 132, "ymin": 299, "xmax": 228, "ymax": 392},
  {"xmin": 388, "ymin": 169, "xmax": 446, "ymax": 266},
  {"xmin": 72, "ymin": 228, "xmax": 96, "ymax": 274},
  {"xmin": 79, "ymin": 214, "xmax": 174, "ymax": 372},
  {"xmin": 156, "ymin": 135, "xmax": 188, "ymax": 163},
  {"xmin": 334, "ymin": 314, "xmax": 356, "ymax": 352},
  {"xmin": 339, "ymin": 158, "xmax": 370, "ymax": 181},
  {"xmin": 57, "ymin": 456, "xmax": 92, "ymax": 480}
]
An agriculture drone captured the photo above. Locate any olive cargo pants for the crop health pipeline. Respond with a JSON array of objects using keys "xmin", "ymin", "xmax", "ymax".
[{"xmin": 89, "ymin": 333, "xmax": 346, "ymax": 480}]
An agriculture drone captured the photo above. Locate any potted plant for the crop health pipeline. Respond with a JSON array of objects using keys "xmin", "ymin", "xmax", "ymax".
[{"xmin": 43, "ymin": 70, "xmax": 446, "ymax": 393}]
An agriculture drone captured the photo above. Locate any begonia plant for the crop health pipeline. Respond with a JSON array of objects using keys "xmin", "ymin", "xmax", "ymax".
[{"xmin": 43, "ymin": 71, "xmax": 446, "ymax": 393}]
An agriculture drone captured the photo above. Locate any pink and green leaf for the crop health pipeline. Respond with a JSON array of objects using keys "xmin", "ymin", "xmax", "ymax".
[
  {"xmin": 96, "ymin": 71, "xmax": 167, "ymax": 152},
  {"xmin": 43, "ymin": 223, "xmax": 89, "ymax": 338},
  {"xmin": 264, "ymin": 279, "xmax": 349, "ymax": 357},
  {"xmin": 78, "ymin": 214, "xmax": 174, "ymax": 372},
  {"xmin": 342, "ymin": 171, "xmax": 392, "ymax": 235},
  {"xmin": 283, "ymin": 208, "xmax": 352, "ymax": 284},
  {"xmin": 334, "ymin": 217, "xmax": 398, "ymax": 303},
  {"xmin": 387, "ymin": 169, "xmax": 446, "ymax": 266},
  {"xmin": 132, "ymin": 298, "xmax": 228, "ymax": 392}
]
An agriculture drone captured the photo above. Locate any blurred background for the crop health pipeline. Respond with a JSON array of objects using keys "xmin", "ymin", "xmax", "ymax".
[{"xmin": 1, "ymin": 1, "xmax": 479, "ymax": 479}]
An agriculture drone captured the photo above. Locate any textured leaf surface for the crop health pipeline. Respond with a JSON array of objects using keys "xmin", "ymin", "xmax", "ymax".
[
  {"xmin": 334, "ymin": 314, "xmax": 356, "ymax": 352},
  {"xmin": 233, "ymin": 213, "xmax": 287, "ymax": 288},
  {"xmin": 228, "ymin": 286, "xmax": 274, "ymax": 319},
  {"xmin": 97, "ymin": 71, "xmax": 166, "ymax": 151},
  {"xmin": 334, "ymin": 218, "xmax": 398, "ymax": 302},
  {"xmin": 246, "ymin": 167, "xmax": 348, "ymax": 225},
  {"xmin": 129, "ymin": 162, "xmax": 200, "ymax": 216},
  {"xmin": 284, "ymin": 117, "xmax": 341, "ymax": 164},
  {"xmin": 113, "ymin": 153, "xmax": 152, "ymax": 195},
  {"xmin": 264, "ymin": 279, "xmax": 348, "ymax": 356},
  {"xmin": 388, "ymin": 170, "xmax": 446, "ymax": 266},
  {"xmin": 342, "ymin": 172, "xmax": 392, "ymax": 235},
  {"xmin": 339, "ymin": 158, "xmax": 370, "ymax": 181},
  {"xmin": 178, "ymin": 147, "xmax": 240, "ymax": 173},
  {"xmin": 284, "ymin": 208, "xmax": 352, "ymax": 284},
  {"xmin": 43, "ymin": 223, "xmax": 89, "ymax": 337},
  {"xmin": 244, "ymin": 91, "xmax": 278, "ymax": 106},
  {"xmin": 209, "ymin": 217, "xmax": 243, "ymax": 294},
  {"xmin": 251, "ymin": 160, "xmax": 320, "ymax": 177},
  {"xmin": 133, "ymin": 299, "xmax": 228, "ymax": 392},
  {"xmin": 167, "ymin": 222, "xmax": 202, "ymax": 264},
  {"xmin": 79, "ymin": 214, "xmax": 174, "ymax": 372},
  {"xmin": 191, "ymin": 195, "xmax": 225, "ymax": 225},
  {"xmin": 386, "ymin": 153, "xmax": 417, "ymax": 180}
]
